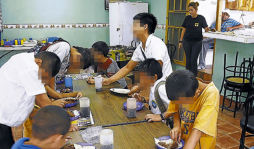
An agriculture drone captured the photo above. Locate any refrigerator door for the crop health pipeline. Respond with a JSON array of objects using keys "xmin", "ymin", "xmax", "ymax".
[
  {"xmin": 109, "ymin": 2, "xmax": 148, "ymax": 46},
  {"xmin": 109, "ymin": 3, "xmax": 120, "ymax": 46}
]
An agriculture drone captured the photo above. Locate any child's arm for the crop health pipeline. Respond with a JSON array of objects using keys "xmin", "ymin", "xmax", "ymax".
[
  {"xmin": 170, "ymin": 112, "xmax": 182, "ymax": 143},
  {"xmin": 45, "ymin": 85, "xmax": 83, "ymax": 99},
  {"xmin": 183, "ymin": 129, "xmax": 203, "ymax": 149}
]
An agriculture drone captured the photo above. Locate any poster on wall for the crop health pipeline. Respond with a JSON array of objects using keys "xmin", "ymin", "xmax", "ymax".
[{"xmin": 105, "ymin": 0, "xmax": 109, "ymax": 10}]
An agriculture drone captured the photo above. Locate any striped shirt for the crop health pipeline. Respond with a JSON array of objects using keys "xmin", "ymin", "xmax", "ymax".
[
  {"xmin": 97, "ymin": 58, "xmax": 127, "ymax": 88},
  {"xmin": 211, "ymin": 18, "xmax": 240, "ymax": 32}
]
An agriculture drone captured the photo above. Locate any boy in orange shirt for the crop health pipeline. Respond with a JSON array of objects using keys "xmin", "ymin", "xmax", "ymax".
[{"xmin": 147, "ymin": 70, "xmax": 219, "ymax": 149}]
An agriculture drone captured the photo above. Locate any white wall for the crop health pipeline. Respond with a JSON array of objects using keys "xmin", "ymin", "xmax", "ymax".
[
  {"xmin": 195, "ymin": 0, "xmax": 254, "ymax": 26},
  {"xmin": 195, "ymin": 0, "xmax": 218, "ymax": 26}
]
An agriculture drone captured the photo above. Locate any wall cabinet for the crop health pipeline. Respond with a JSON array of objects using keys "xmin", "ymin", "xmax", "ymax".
[{"xmin": 226, "ymin": 0, "xmax": 254, "ymax": 11}]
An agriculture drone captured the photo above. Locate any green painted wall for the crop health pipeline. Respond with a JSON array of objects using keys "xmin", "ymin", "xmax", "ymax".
[
  {"xmin": 129, "ymin": 0, "xmax": 167, "ymax": 41},
  {"xmin": 213, "ymin": 39, "xmax": 254, "ymax": 91},
  {"xmin": 1, "ymin": 0, "xmax": 110, "ymax": 48}
]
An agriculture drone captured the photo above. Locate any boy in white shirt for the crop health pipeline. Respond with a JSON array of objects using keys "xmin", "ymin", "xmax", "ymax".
[
  {"xmin": 103, "ymin": 13, "xmax": 172, "ymax": 94},
  {"xmin": 133, "ymin": 59, "xmax": 171, "ymax": 125},
  {"xmin": 0, "ymin": 51, "xmax": 62, "ymax": 149}
]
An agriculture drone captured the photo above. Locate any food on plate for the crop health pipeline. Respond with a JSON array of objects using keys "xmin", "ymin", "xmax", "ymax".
[
  {"xmin": 66, "ymin": 110, "xmax": 75, "ymax": 117},
  {"xmin": 62, "ymin": 144, "xmax": 75, "ymax": 149},
  {"xmin": 61, "ymin": 143, "xmax": 95, "ymax": 149},
  {"xmin": 154, "ymin": 137, "xmax": 181, "ymax": 149}
]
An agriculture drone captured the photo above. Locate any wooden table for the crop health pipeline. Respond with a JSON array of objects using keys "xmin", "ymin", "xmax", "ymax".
[{"xmin": 67, "ymin": 79, "xmax": 171, "ymax": 148}]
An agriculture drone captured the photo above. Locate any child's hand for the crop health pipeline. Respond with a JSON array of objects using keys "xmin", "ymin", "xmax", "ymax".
[
  {"xmin": 132, "ymin": 93, "xmax": 143, "ymax": 102},
  {"xmin": 128, "ymin": 85, "xmax": 140, "ymax": 96},
  {"xmin": 52, "ymin": 99, "xmax": 66, "ymax": 107},
  {"xmin": 87, "ymin": 77, "xmax": 95, "ymax": 84},
  {"xmin": 170, "ymin": 126, "xmax": 182, "ymax": 144},
  {"xmin": 75, "ymin": 92, "xmax": 83, "ymax": 99},
  {"xmin": 65, "ymin": 136, "xmax": 72, "ymax": 142},
  {"xmin": 145, "ymin": 114, "xmax": 161, "ymax": 122},
  {"xmin": 69, "ymin": 124, "xmax": 79, "ymax": 132}
]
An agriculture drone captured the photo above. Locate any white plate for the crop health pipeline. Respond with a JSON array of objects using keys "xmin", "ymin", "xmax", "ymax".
[{"xmin": 110, "ymin": 88, "xmax": 130, "ymax": 94}]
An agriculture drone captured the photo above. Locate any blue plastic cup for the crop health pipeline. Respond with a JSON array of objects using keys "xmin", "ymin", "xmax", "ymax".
[{"xmin": 64, "ymin": 77, "xmax": 73, "ymax": 90}]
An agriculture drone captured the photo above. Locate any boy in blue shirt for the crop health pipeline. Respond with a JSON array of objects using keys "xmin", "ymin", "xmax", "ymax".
[{"xmin": 11, "ymin": 105, "xmax": 71, "ymax": 149}]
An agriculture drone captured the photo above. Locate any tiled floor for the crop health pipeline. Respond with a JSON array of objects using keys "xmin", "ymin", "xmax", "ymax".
[{"xmin": 11, "ymin": 99, "xmax": 254, "ymax": 149}]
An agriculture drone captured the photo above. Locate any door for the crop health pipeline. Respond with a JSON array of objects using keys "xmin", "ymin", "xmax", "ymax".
[
  {"xmin": 239, "ymin": 0, "xmax": 249, "ymax": 11},
  {"xmin": 225, "ymin": 0, "xmax": 239, "ymax": 10}
]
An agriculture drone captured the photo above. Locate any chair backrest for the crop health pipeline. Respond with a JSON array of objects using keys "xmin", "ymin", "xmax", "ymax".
[
  {"xmin": 166, "ymin": 43, "xmax": 176, "ymax": 61},
  {"xmin": 243, "ymin": 94, "xmax": 254, "ymax": 128}
]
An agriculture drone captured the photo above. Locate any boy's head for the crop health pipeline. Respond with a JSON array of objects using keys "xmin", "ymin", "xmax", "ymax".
[
  {"xmin": 91, "ymin": 41, "xmax": 109, "ymax": 63},
  {"xmin": 68, "ymin": 47, "xmax": 85, "ymax": 73},
  {"xmin": 35, "ymin": 51, "xmax": 61, "ymax": 84},
  {"xmin": 32, "ymin": 105, "xmax": 71, "ymax": 148},
  {"xmin": 133, "ymin": 13, "xmax": 157, "ymax": 40},
  {"xmin": 166, "ymin": 70, "xmax": 199, "ymax": 104},
  {"xmin": 138, "ymin": 58, "xmax": 162, "ymax": 90},
  {"xmin": 75, "ymin": 46, "xmax": 91, "ymax": 70}
]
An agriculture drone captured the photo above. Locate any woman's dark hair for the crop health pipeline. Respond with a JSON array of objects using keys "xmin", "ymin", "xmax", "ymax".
[
  {"xmin": 32, "ymin": 105, "xmax": 71, "ymax": 140},
  {"xmin": 74, "ymin": 46, "xmax": 91, "ymax": 69},
  {"xmin": 138, "ymin": 58, "xmax": 162, "ymax": 80},
  {"xmin": 165, "ymin": 70, "xmax": 198, "ymax": 101},
  {"xmin": 133, "ymin": 13, "xmax": 157, "ymax": 34},
  {"xmin": 35, "ymin": 51, "xmax": 61, "ymax": 77},
  {"xmin": 92, "ymin": 41, "xmax": 109, "ymax": 57},
  {"xmin": 188, "ymin": 2, "xmax": 199, "ymax": 10}
]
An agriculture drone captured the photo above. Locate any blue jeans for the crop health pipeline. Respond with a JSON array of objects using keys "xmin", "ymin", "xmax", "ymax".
[{"xmin": 198, "ymin": 38, "xmax": 215, "ymax": 68}]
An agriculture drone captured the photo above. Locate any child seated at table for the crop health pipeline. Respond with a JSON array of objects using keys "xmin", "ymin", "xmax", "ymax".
[
  {"xmin": 146, "ymin": 70, "xmax": 219, "ymax": 149},
  {"xmin": 12, "ymin": 105, "xmax": 71, "ymax": 149},
  {"xmin": 87, "ymin": 41, "xmax": 127, "ymax": 88},
  {"xmin": 132, "ymin": 59, "xmax": 172, "ymax": 126},
  {"xmin": 23, "ymin": 87, "xmax": 82, "ymax": 138}
]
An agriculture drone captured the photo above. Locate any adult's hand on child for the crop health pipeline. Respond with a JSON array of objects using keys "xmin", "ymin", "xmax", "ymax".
[
  {"xmin": 128, "ymin": 85, "xmax": 140, "ymax": 96},
  {"xmin": 52, "ymin": 99, "xmax": 66, "ymax": 107},
  {"xmin": 69, "ymin": 124, "xmax": 79, "ymax": 132},
  {"xmin": 75, "ymin": 92, "xmax": 83, "ymax": 99},
  {"xmin": 145, "ymin": 114, "xmax": 161, "ymax": 122},
  {"xmin": 170, "ymin": 126, "xmax": 182, "ymax": 144}
]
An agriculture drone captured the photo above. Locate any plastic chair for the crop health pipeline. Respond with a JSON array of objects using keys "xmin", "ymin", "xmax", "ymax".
[
  {"xmin": 220, "ymin": 52, "xmax": 253, "ymax": 117},
  {"xmin": 239, "ymin": 94, "xmax": 254, "ymax": 149}
]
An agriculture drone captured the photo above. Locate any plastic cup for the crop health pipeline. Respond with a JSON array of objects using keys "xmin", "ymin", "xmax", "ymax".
[
  {"xmin": 127, "ymin": 98, "xmax": 136, "ymax": 118},
  {"xmin": 100, "ymin": 129, "xmax": 114, "ymax": 149},
  {"xmin": 94, "ymin": 76, "xmax": 103, "ymax": 92},
  {"xmin": 80, "ymin": 97, "xmax": 90, "ymax": 118},
  {"xmin": 64, "ymin": 77, "xmax": 73, "ymax": 90}
]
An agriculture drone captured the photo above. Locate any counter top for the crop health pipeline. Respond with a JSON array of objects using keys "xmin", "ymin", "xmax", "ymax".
[
  {"xmin": 0, "ymin": 46, "xmax": 31, "ymax": 51},
  {"xmin": 203, "ymin": 32, "xmax": 254, "ymax": 44}
]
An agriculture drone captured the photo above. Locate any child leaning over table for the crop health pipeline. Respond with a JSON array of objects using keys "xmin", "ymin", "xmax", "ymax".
[
  {"xmin": 131, "ymin": 58, "xmax": 173, "ymax": 127},
  {"xmin": 87, "ymin": 41, "xmax": 128, "ymax": 89},
  {"xmin": 23, "ymin": 86, "xmax": 83, "ymax": 138},
  {"xmin": 12, "ymin": 106, "xmax": 72, "ymax": 149},
  {"xmin": 146, "ymin": 70, "xmax": 219, "ymax": 149}
]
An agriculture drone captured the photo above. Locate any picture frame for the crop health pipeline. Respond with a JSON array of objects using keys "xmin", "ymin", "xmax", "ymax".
[{"xmin": 105, "ymin": 0, "xmax": 109, "ymax": 10}]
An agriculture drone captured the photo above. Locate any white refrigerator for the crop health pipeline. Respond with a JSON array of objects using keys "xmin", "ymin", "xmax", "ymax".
[{"xmin": 109, "ymin": 2, "xmax": 148, "ymax": 46}]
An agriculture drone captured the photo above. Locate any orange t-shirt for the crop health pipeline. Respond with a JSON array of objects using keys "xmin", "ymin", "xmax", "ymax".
[{"xmin": 166, "ymin": 82, "xmax": 219, "ymax": 149}]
